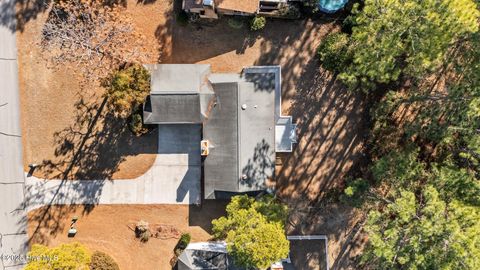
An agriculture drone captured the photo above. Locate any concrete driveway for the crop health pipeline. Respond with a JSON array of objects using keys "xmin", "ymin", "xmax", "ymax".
[
  {"xmin": 24, "ymin": 125, "xmax": 202, "ymax": 208},
  {"xmin": 0, "ymin": 0, "xmax": 28, "ymax": 269},
  {"xmin": 151, "ymin": 124, "xmax": 202, "ymax": 204}
]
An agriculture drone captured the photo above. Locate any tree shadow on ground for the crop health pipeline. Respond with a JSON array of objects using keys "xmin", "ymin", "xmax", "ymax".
[
  {"xmin": 22, "ymin": 89, "xmax": 157, "ymax": 245},
  {"xmin": 162, "ymin": 8, "xmax": 342, "ymax": 65},
  {"xmin": 188, "ymin": 200, "xmax": 228, "ymax": 234},
  {"xmin": 13, "ymin": 0, "xmax": 50, "ymax": 33},
  {"xmin": 274, "ymin": 60, "xmax": 368, "ymax": 202},
  {"xmin": 273, "ymin": 62, "xmax": 368, "ymax": 268},
  {"xmin": 154, "ymin": 0, "xmax": 177, "ymax": 63},
  {"xmin": 12, "ymin": 0, "xmax": 150, "ymax": 33},
  {"xmin": 136, "ymin": 0, "xmax": 157, "ymax": 4},
  {"xmin": 287, "ymin": 202, "xmax": 368, "ymax": 269},
  {"xmin": 38, "ymin": 91, "xmax": 157, "ymax": 180}
]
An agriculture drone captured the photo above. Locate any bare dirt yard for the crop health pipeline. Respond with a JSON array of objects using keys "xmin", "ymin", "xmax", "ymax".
[
  {"xmin": 17, "ymin": 0, "xmax": 173, "ymax": 180},
  {"xmin": 18, "ymin": 0, "xmax": 368, "ymax": 268},
  {"xmin": 27, "ymin": 203, "xmax": 227, "ymax": 269}
]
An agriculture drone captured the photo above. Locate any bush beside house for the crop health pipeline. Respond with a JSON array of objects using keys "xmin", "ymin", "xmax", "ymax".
[{"xmin": 250, "ymin": 16, "xmax": 266, "ymax": 31}]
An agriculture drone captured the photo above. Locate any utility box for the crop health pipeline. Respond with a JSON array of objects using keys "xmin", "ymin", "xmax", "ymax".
[{"xmin": 201, "ymin": 140, "xmax": 209, "ymax": 156}]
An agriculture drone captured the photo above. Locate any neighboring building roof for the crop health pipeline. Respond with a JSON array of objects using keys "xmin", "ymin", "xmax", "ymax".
[
  {"xmin": 284, "ymin": 235, "xmax": 329, "ymax": 270},
  {"xmin": 177, "ymin": 242, "xmax": 240, "ymax": 270},
  {"xmin": 203, "ymin": 68, "xmax": 276, "ymax": 199},
  {"xmin": 216, "ymin": 0, "xmax": 259, "ymax": 13},
  {"xmin": 143, "ymin": 64, "xmax": 215, "ymax": 124}
]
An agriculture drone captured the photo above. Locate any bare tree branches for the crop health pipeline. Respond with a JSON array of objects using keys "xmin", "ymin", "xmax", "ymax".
[{"xmin": 41, "ymin": 0, "xmax": 147, "ymax": 82}]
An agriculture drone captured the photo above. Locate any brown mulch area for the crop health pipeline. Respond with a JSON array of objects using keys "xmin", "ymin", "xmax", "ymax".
[{"xmin": 27, "ymin": 203, "xmax": 227, "ymax": 270}]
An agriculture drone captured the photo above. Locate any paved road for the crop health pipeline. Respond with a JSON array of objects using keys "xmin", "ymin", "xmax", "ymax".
[
  {"xmin": 25, "ymin": 125, "xmax": 202, "ymax": 210},
  {"xmin": 0, "ymin": 0, "xmax": 28, "ymax": 269}
]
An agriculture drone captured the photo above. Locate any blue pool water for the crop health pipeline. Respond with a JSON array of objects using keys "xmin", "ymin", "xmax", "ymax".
[{"xmin": 318, "ymin": 0, "xmax": 349, "ymax": 13}]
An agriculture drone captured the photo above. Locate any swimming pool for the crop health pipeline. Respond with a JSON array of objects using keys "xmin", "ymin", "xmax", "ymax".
[{"xmin": 318, "ymin": 0, "xmax": 349, "ymax": 13}]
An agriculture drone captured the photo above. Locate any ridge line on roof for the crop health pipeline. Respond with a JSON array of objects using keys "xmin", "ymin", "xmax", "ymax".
[{"xmin": 236, "ymin": 82, "xmax": 240, "ymax": 191}]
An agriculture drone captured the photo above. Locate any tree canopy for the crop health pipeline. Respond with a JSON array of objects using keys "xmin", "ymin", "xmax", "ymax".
[
  {"xmin": 333, "ymin": 1, "xmax": 480, "ymax": 269},
  {"xmin": 318, "ymin": 0, "xmax": 480, "ymax": 89},
  {"xmin": 212, "ymin": 195, "xmax": 289, "ymax": 269},
  {"xmin": 363, "ymin": 186, "xmax": 480, "ymax": 269},
  {"xmin": 358, "ymin": 147, "xmax": 480, "ymax": 269}
]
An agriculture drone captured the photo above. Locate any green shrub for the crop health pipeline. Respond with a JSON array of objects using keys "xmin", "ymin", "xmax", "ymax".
[
  {"xmin": 90, "ymin": 251, "xmax": 119, "ymax": 270},
  {"xmin": 128, "ymin": 112, "xmax": 148, "ymax": 136},
  {"xmin": 317, "ymin": 32, "xmax": 352, "ymax": 73},
  {"xmin": 250, "ymin": 16, "xmax": 266, "ymax": 31},
  {"xmin": 278, "ymin": 5, "xmax": 301, "ymax": 19},
  {"xmin": 341, "ymin": 178, "xmax": 369, "ymax": 207},
  {"xmin": 174, "ymin": 233, "xmax": 191, "ymax": 255},
  {"xmin": 104, "ymin": 64, "xmax": 151, "ymax": 118}
]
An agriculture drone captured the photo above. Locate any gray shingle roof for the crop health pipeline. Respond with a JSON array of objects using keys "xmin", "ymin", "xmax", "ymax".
[
  {"xmin": 203, "ymin": 68, "xmax": 276, "ymax": 199},
  {"xmin": 142, "ymin": 65, "xmax": 282, "ymax": 199},
  {"xmin": 143, "ymin": 64, "xmax": 215, "ymax": 124}
]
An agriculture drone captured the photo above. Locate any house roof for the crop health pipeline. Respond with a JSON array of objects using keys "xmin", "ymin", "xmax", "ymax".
[
  {"xmin": 284, "ymin": 236, "xmax": 329, "ymax": 270},
  {"xmin": 203, "ymin": 69, "xmax": 276, "ymax": 199},
  {"xmin": 143, "ymin": 64, "xmax": 215, "ymax": 124},
  {"xmin": 142, "ymin": 65, "xmax": 281, "ymax": 199},
  {"xmin": 216, "ymin": 0, "xmax": 259, "ymax": 13}
]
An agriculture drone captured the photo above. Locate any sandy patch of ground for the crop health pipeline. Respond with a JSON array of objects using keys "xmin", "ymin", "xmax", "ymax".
[{"xmin": 27, "ymin": 203, "xmax": 227, "ymax": 269}]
